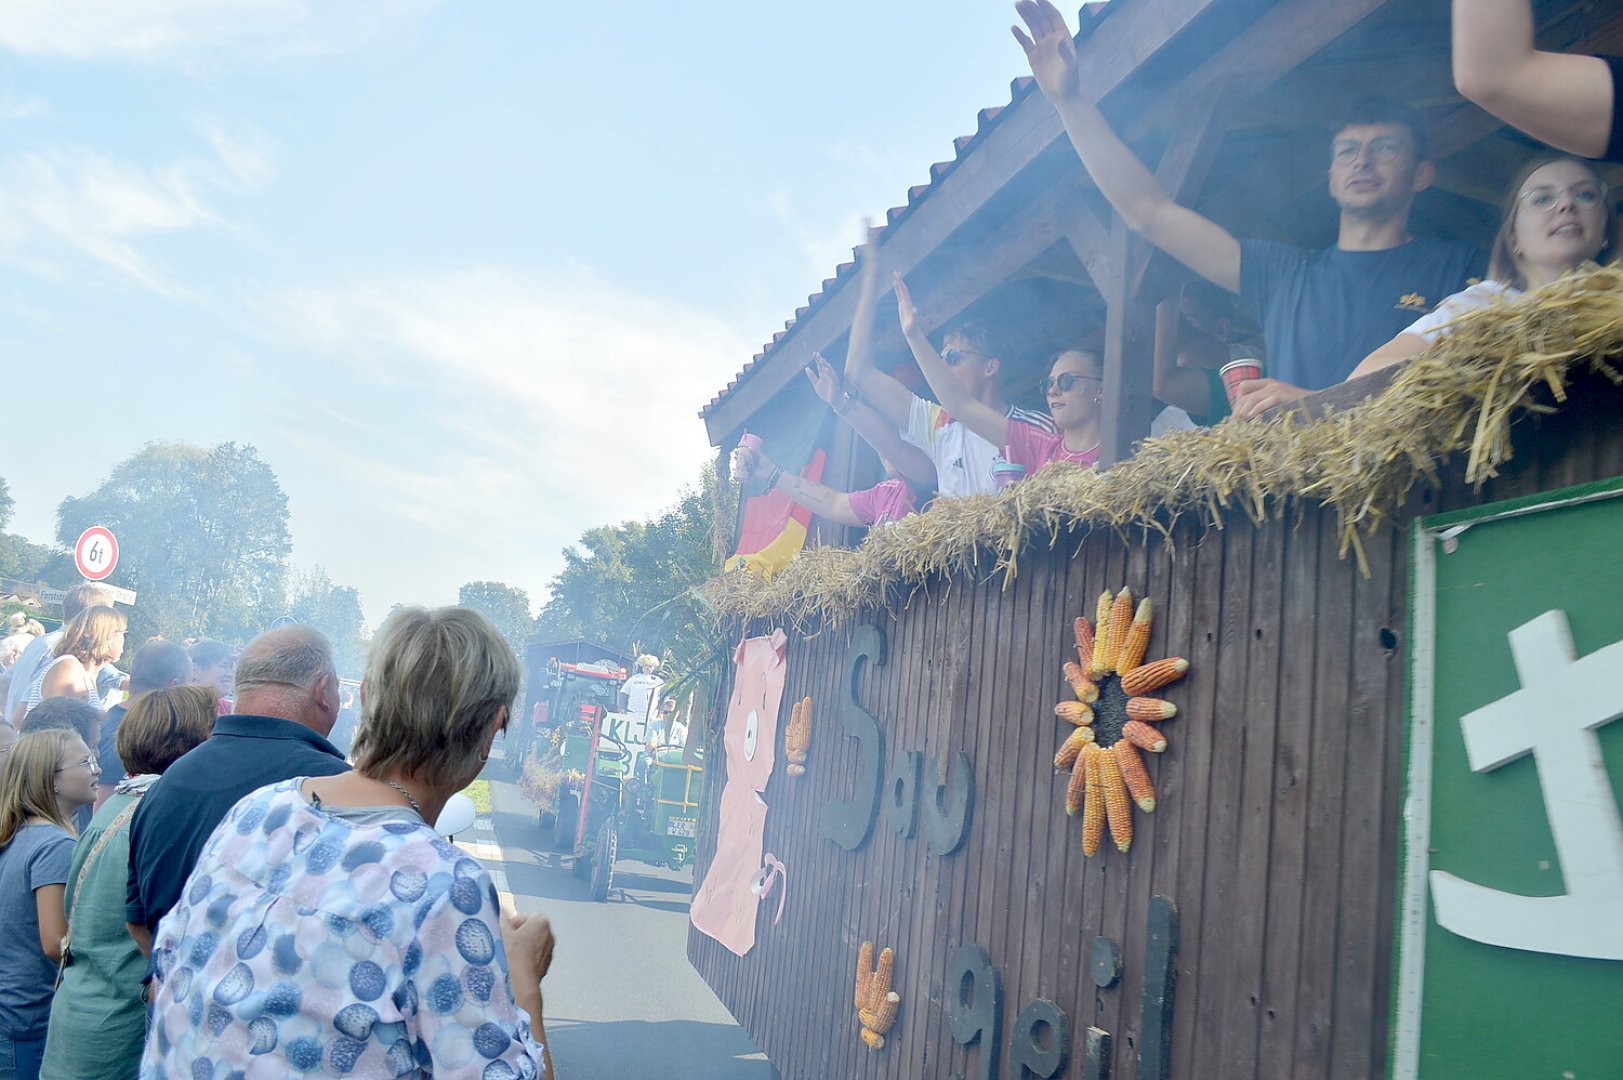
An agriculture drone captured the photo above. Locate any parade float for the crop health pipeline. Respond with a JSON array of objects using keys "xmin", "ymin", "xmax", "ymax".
[{"xmin": 686, "ymin": 1, "xmax": 1623, "ymax": 1077}]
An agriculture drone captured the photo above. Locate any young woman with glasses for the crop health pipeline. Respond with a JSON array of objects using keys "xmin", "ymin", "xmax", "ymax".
[
  {"xmin": 0, "ymin": 728, "xmax": 98, "ymax": 1080},
  {"xmin": 1348, "ymin": 155, "xmax": 1620, "ymax": 380}
]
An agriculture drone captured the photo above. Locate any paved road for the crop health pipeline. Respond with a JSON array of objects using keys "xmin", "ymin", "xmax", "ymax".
[{"xmin": 470, "ymin": 758, "xmax": 776, "ymax": 1080}]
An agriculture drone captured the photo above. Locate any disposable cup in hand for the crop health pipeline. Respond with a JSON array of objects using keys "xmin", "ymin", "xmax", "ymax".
[{"xmin": 1220, "ymin": 359, "xmax": 1264, "ymax": 404}]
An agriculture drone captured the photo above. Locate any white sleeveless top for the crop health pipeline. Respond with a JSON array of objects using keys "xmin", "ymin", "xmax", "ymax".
[{"xmin": 23, "ymin": 655, "xmax": 103, "ymax": 713}]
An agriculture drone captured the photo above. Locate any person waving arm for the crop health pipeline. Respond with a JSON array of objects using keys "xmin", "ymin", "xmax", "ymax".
[
  {"xmin": 894, "ymin": 274, "xmax": 1013, "ymax": 450},
  {"xmin": 1013, "ymin": 0, "xmax": 1242, "ymax": 293},
  {"xmin": 1453, "ymin": 0, "xmax": 1617, "ymax": 158}
]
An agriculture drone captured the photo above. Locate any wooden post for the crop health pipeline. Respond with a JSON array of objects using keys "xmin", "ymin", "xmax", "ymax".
[{"xmin": 1098, "ymin": 220, "xmax": 1158, "ymax": 466}]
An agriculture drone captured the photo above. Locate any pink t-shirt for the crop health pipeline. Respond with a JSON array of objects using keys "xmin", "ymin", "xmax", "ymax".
[
  {"xmin": 846, "ymin": 478, "xmax": 917, "ymax": 526},
  {"xmin": 1005, "ymin": 420, "xmax": 1101, "ymax": 474}
]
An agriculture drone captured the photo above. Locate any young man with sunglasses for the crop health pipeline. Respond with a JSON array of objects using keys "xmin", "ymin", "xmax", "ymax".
[
  {"xmin": 1453, "ymin": 0, "xmax": 1623, "ymax": 164},
  {"xmin": 896, "ymin": 275, "xmax": 1103, "ymax": 475},
  {"xmin": 1013, "ymin": 0, "xmax": 1484, "ymax": 420},
  {"xmin": 840, "ymin": 272, "xmax": 1054, "ymax": 498}
]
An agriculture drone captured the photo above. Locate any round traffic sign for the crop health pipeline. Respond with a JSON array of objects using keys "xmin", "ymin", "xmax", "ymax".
[{"xmin": 74, "ymin": 526, "xmax": 119, "ymax": 581}]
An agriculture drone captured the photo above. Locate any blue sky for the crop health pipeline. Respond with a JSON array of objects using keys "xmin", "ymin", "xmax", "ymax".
[{"xmin": 2, "ymin": 0, "xmax": 1040, "ymax": 624}]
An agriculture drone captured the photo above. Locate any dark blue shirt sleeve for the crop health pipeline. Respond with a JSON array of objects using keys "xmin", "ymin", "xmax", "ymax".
[{"xmin": 1606, "ymin": 57, "xmax": 1623, "ymax": 163}]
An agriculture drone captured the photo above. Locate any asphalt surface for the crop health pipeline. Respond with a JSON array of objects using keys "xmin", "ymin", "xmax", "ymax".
[{"xmin": 476, "ymin": 756, "xmax": 777, "ymax": 1080}]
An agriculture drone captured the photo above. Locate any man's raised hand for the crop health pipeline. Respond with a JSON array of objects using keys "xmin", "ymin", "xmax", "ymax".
[
  {"xmin": 1012, "ymin": 0, "xmax": 1081, "ymax": 103},
  {"xmin": 893, "ymin": 272, "xmax": 921, "ymax": 339},
  {"xmin": 804, "ymin": 352, "xmax": 843, "ymax": 407}
]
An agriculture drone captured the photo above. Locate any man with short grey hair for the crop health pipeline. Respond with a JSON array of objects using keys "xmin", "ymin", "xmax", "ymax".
[
  {"xmin": 3, "ymin": 584, "xmax": 117, "ymax": 720},
  {"xmin": 124, "ymin": 625, "xmax": 350, "ymax": 953}
]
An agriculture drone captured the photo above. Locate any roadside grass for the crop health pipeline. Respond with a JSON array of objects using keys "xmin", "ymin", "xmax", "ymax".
[{"xmin": 461, "ymin": 779, "xmax": 492, "ymax": 815}]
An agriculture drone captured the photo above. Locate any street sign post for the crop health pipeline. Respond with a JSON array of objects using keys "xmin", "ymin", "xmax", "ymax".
[{"xmin": 73, "ymin": 527, "xmax": 119, "ymax": 582}]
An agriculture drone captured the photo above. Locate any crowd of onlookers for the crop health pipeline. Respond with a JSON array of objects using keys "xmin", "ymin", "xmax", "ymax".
[
  {"xmin": 0, "ymin": 584, "xmax": 554, "ymax": 1079},
  {"xmin": 738, "ymin": 0, "xmax": 1622, "ymax": 541}
]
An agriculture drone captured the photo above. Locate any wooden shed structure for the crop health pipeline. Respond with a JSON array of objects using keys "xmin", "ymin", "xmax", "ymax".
[{"xmin": 687, "ymin": 1, "xmax": 1623, "ymax": 1078}]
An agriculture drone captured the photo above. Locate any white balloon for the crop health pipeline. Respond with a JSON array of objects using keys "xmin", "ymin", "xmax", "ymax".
[{"xmin": 435, "ymin": 792, "xmax": 478, "ymax": 837}]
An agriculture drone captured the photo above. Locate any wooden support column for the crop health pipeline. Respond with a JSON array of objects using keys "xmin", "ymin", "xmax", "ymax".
[{"xmin": 1098, "ymin": 220, "xmax": 1159, "ymax": 466}]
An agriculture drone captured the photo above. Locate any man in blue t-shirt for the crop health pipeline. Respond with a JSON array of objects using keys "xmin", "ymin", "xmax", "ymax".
[{"xmin": 1013, "ymin": 0, "xmax": 1485, "ymax": 415}]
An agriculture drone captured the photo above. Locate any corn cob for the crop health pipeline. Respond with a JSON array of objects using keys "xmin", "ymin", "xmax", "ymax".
[
  {"xmin": 1122, "ymin": 720, "xmax": 1167, "ymax": 753},
  {"xmin": 855, "ymin": 942, "xmax": 874, "ymax": 1008},
  {"xmin": 1120, "ymin": 657, "xmax": 1189, "ymax": 696},
  {"xmin": 1053, "ymin": 725, "xmax": 1095, "ymax": 770},
  {"xmin": 1105, "ymin": 588, "xmax": 1134, "ymax": 674},
  {"xmin": 1080, "ymin": 745, "xmax": 1105, "ymax": 856},
  {"xmin": 1116, "ymin": 598, "xmax": 1153, "ymax": 674},
  {"xmin": 861, "ymin": 1028, "xmax": 886, "ymax": 1051},
  {"xmin": 1113, "ymin": 740, "xmax": 1156, "ymax": 812},
  {"xmin": 1062, "ymin": 661, "xmax": 1099, "ymax": 703},
  {"xmin": 874, "ymin": 947, "xmax": 894, "ymax": 999},
  {"xmin": 1091, "ymin": 591, "xmax": 1114, "ymax": 676},
  {"xmin": 785, "ymin": 696, "xmax": 812, "ymax": 776},
  {"xmin": 1099, "ymin": 747, "xmax": 1133, "ymax": 852},
  {"xmin": 1054, "ymin": 701, "xmax": 1095, "ymax": 725},
  {"xmin": 1073, "ymin": 616, "xmax": 1095, "ymax": 671},
  {"xmin": 1126, "ymin": 697, "xmax": 1177, "ymax": 722},
  {"xmin": 871, "ymin": 991, "xmax": 900, "ymax": 1033},
  {"xmin": 1065, "ymin": 744, "xmax": 1090, "ymax": 814}
]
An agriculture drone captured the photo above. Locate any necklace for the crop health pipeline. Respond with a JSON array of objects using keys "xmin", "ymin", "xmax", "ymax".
[{"xmin": 381, "ymin": 778, "xmax": 423, "ymax": 818}]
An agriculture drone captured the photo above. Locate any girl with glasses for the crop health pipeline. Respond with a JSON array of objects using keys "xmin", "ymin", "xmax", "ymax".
[
  {"xmin": 1347, "ymin": 155, "xmax": 1620, "ymax": 381},
  {"xmin": 0, "ymin": 728, "xmax": 98, "ymax": 1080}
]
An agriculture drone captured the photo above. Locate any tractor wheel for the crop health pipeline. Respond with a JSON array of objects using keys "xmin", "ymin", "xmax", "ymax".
[
  {"xmin": 551, "ymin": 793, "xmax": 579, "ymax": 852},
  {"xmin": 589, "ymin": 819, "xmax": 618, "ymax": 902}
]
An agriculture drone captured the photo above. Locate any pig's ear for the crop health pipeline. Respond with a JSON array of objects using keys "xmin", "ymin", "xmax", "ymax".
[
  {"xmin": 769, "ymin": 628, "xmax": 788, "ymax": 664},
  {"xmin": 734, "ymin": 638, "xmax": 748, "ymax": 666}
]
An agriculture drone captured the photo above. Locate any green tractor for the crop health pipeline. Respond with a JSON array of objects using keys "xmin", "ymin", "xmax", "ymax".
[{"xmin": 543, "ymin": 712, "xmax": 703, "ymax": 902}]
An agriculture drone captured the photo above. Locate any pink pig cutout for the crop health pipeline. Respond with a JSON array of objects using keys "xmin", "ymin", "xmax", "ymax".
[{"xmin": 691, "ymin": 629, "xmax": 789, "ymax": 956}]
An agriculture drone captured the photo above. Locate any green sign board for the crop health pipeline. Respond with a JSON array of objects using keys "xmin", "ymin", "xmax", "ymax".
[{"xmin": 1394, "ymin": 479, "xmax": 1623, "ymax": 1079}]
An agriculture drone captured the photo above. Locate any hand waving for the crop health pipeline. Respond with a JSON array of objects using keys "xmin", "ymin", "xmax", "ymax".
[
  {"xmin": 804, "ymin": 352, "xmax": 843, "ymax": 406},
  {"xmin": 893, "ymin": 272, "xmax": 921, "ymax": 339},
  {"xmin": 1012, "ymin": 0, "xmax": 1081, "ymax": 104}
]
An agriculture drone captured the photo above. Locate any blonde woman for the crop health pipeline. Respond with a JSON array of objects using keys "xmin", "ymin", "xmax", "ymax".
[
  {"xmin": 42, "ymin": 686, "xmax": 216, "ymax": 1080},
  {"xmin": 0, "ymin": 729, "xmax": 99, "ymax": 1080},
  {"xmin": 143, "ymin": 607, "xmax": 555, "ymax": 1078},
  {"xmin": 12, "ymin": 607, "xmax": 127, "ymax": 724}
]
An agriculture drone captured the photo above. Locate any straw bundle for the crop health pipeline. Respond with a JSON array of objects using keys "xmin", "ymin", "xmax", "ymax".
[{"xmin": 706, "ymin": 266, "xmax": 1623, "ymax": 625}]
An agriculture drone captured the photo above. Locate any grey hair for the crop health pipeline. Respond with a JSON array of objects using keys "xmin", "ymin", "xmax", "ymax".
[
  {"xmin": 234, "ymin": 627, "xmax": 335, "ymax": 693},
  {"xmin": 350, "ymin": 606, "xmax": 519, "ymax": 791}
]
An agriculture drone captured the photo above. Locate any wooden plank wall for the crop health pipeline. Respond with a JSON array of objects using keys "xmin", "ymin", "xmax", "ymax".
[{"xmin": 688, "ymin": 386, "xmax": 1622, "ymax": 1080}]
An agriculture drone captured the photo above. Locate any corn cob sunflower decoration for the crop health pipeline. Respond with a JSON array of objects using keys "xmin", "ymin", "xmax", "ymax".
[
  {"xmin": 1054, "ymin": 587, "xmax": 1189, "ymax": 856},
  {"xmin": 853, "ymin": 941, "xmax": 901, "ymax": 1051}
]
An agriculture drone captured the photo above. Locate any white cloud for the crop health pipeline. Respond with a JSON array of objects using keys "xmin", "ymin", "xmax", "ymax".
[
  {"xmin": 0, "ymin": 122, "xmax": 277, "ymax": 293},
  {"xmin": 0, "ymin": 0, "xmax": 438, "ymax": 64},
  {"xmin": 257, "ymin": 267, "xmax": 750, "ymax": 606},
  {"xmin": 0, "ymin": 95, "xmax": 48, "ymax": 121}
]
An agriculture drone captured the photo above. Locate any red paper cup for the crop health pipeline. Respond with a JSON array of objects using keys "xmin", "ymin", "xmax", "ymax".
[
  {"xmin": 737, "ymin": 432, "xmax": 763, "ymax": 452},
  {"xmin": 1220, "ymin": 358, "xmax": 1264, "ymax": 404}
]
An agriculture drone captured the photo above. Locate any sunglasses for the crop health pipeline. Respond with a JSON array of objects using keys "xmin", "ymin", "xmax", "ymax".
[
  {"xmin": 1039, "ymin": 373, "xmax": 1102, "ymax": 395},
  {"xmin": 942, "ymin": 347, "xmax": 986, "ymax": 368}
]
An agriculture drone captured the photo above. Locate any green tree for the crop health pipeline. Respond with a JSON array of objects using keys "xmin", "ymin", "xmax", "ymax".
[
  {"xmin": 54, "ymin": 442, "xmax": 292, "ymax": 643},
  {"xmin": 532, "ymin": 465, "xmax": 724, "ymax": 706},
  {"xmin": 288, "ymin": 567, "xmax": 369, "ymax": 677},
  {"xmin": 0, "ymin": 477, "xmax": 59, "ymax": 585},
  {"xmin": 457, "ymin": 581, "xmax": 534, "ymax": 655}
]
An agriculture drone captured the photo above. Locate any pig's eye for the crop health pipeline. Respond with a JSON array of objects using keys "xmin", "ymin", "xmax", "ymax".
[{"xmin": 743, "ymin": 709, "xmax": 759, "ymax": 761}]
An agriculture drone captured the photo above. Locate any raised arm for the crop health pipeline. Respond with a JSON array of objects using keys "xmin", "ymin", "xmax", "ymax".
[
  {"xmin": 894, "ymin": 274, "xmax": 1012, "ymax": 449},
  {"xmin": 806, "ymin": 354, "xmax": 937, "ymax": 489},
  {"xmin": 841, "ymin": 232, "xmax": 917, "ymax": 430},
  {"xmin": 1013, "ymin": 0, "xmax": 1241, "ymax": 293},
  {"xmin": 1453, "ymin": 0, "xmax": 1616, "ymax": 157},
  {"xmin": 744, "ymin": 447, "xmax": 866, "ymax": 528}
]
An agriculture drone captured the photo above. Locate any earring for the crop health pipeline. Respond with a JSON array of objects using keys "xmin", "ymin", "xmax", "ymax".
[
  {"xmin": 1093, "ymin": 395, "xmax": 1104, "ymax": 406},
  {"xmin": 478, "ymin": 752, "xmax": 489, "ymax": 763}
]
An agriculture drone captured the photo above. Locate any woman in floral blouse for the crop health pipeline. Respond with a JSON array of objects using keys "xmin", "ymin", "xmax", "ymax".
[{"xmin": 142, "ymin": 607, "xmax": 555, "ymax": 1079}]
